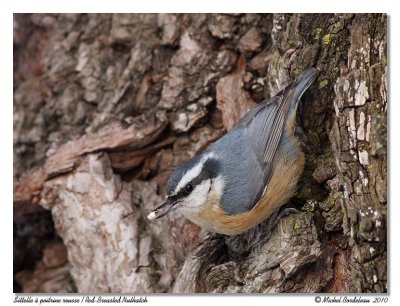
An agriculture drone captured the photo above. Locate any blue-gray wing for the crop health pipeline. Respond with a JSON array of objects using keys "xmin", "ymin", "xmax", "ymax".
[{"xmin": 216, "ymin": 68, "xmax": 317, "ymax": 215}]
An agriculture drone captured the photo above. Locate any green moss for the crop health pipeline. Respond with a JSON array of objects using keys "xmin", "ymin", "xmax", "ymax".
[
  {"xmin": 293, "ymin": 219, "xmax": 302, "ymax": 230},
  {"xmin": 358, "ymin": 142, "xmax": 367, "ymax": 150},
  {"xmin": 319, "ymin": 191, "xmax": 345, "ymax": 214},
  {"xmin": 314, "ymin": 28, "xmax": 322, "ymax": 40},
  {"xmin": 324, "ymin": 195, "xmax": 336, "ymax": 210},
  {"xmin": 319, "ymin": 79, "xmax": 329, "ymax": 89},
  {"xmin": 322, "ymin": 34, "xmax": 332, "ymax": 45},
  {"xmin": 293, "ymin": 68, "xmax": 302, "ymax": 76},
  {"xmin": 304, "ymin": 200, "xmax": 317, "ymax": 212},
  {"xmin": 370, "ymin": 61, "xmax": 383, "ymax": 70},
  {"xmin": 374, "ymin": 115, "xmax": 387, "ymax": 144},
  {"xmin": 381, "ymin": 52, "xmax": 387, "ymax": 67}
]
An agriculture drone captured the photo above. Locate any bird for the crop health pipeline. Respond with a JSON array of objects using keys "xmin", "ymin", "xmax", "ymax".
[{"xmin": 147, "ymin": 68, "xmax": 317, "ymax": 236}]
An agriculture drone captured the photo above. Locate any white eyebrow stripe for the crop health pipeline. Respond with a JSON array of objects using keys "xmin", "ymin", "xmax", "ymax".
[
  {"xmin": 172, "ymin": 162, "xmax": 203, "ymax": 196},
  {"xmin": 172, "ymin": 152, "xmax": 216, "ymax": 196}
]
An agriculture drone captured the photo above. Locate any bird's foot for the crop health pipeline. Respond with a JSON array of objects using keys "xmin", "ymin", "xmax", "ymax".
[{"xmin": 264, "ymin": 206, "xmax": 300, "ymax": 241}]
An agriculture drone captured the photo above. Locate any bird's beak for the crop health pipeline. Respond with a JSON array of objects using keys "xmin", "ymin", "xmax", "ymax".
[{"xmin": 147, "ymin": 198, "xmax": 180, "ymax": 220}]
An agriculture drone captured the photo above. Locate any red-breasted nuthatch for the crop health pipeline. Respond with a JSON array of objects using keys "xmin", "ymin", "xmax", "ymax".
[{"xmin": 148, "ymin": 68, "xmax": 317, "ymax": 235}]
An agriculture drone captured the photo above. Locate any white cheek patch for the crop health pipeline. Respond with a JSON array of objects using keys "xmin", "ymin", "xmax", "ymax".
[
  {"xmin": 185, "ymin": 179, "xmax": 211, "ymax": 208},
  {"xmin": 172, "ymin": 152, "xmax": 216, "ymax": 196}
]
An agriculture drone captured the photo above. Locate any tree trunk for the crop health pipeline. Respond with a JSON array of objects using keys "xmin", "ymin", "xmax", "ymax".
[{"xmin": 13, "ymin": 13, "xmax": 387, "ymax": 293}]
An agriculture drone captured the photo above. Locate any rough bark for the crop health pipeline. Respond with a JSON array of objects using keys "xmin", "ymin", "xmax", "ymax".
[{"xmin": 13, "ymin": 13, "xmax": 387, "ymax": 293}]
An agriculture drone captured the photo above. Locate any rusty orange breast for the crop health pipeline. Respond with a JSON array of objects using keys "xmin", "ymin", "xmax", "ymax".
[{"xmin": 196, "ymin": 149, "xmax": 303, "ymax": 235}]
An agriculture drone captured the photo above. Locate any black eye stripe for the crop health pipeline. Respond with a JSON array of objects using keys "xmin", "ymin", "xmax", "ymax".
[
  {"xmin": 169, "ymin": 194, "xmax": 178, "ymax": 202},
  {"xmin": 169, "ymin": 158, "xmax": 221, "ymax": 199},
  {"xmin": 173, "ymin": 181, "xmax": 196, "ymax": 198},
  {"xmin": 185, "ymin": 183, "xmax": 193, "ymax": 192}
]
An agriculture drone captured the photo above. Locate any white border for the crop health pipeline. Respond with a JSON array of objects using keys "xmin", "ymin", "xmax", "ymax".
[{"xmin": 3, "ymin": 0, "xmax": 398, "ymax": 305}]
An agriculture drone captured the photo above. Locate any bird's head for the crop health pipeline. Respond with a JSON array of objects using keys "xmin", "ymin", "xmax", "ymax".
[{"xmin": 147, "ymin": 153, "xmax": 224, "ymax": 220}]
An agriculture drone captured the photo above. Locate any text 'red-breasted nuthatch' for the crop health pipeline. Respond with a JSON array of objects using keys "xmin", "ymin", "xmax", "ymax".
[{"xmin": 148, "ymin": 68, "xmax": 317, "ymax": 236}]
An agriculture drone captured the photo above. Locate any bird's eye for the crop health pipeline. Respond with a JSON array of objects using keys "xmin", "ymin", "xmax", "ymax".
[{"xmin": 185, "ymin": 183, "xmax": 193, "ymax": 193}]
